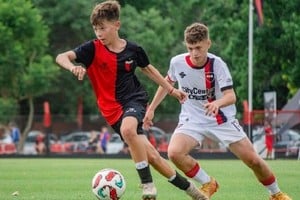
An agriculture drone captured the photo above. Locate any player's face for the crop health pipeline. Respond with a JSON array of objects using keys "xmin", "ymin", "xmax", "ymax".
[
  {"xmin": 93, "ymin": 20, "xmax": 120, "ymax": 45},
  {"xmin": 186, "ymin": 39, "xmax": 211, "ymax": 66}
]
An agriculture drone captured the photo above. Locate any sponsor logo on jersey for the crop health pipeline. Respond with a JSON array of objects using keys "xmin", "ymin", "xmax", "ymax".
[{"xmin": 181, "ymin": 86, "xmax": 216, "ymax": 101}]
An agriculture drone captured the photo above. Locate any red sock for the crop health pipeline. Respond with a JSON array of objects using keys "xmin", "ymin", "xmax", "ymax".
[
  {"xmin": 260, "ymin": 174, "xmax": 276, "ymax": 186},
  {"xmin": 185, "ymin": 163, "xmax": 200, "ymax": 178}
]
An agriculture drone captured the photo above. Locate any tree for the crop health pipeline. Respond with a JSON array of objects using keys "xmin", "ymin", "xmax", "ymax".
[
  {"xmin": 31, "ymin": 0, "xmax": 300, "ymax": 122},
  {"xmin": 0, "ymin": 0, "xmax": 59, "ymax": 151},
  {"xmin": 198, "ymin": 0, "xmax": 300, "ymax": 111},
  {"xmin": 0, "ymin": 98, "xmax": 18, "ymax": 123},
  {"xmin": 273, "ymin": 1, "xmax": 300, "ymax": 96},
  {"xmin": 32, "ymin": 0, "xmax": 98, "ymax": 117}
]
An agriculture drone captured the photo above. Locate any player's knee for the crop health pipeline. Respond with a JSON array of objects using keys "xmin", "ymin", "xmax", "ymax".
[
  {"xmin": 168, "ymin": 149, "xmax": 181, "ymax": 163},
  {"xmin": 245, "ymin": 157, "xmax": 263, "ymax": 169},
  {"xmin": 120, "ymin": 126, "xmax": 135, "ymax": 141},
  {"xmin": 148, "ymin": 150, "xmax": 161, "ymax": 164}
]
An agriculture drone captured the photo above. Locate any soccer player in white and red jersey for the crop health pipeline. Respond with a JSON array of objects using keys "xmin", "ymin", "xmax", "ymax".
[
  {"xmin": 55, "ymin": 1, "xmax": 209, "ymax": 200},
  {"xmin": 143, "ymin": 22, "xmax": 292, "ymax": 200}
]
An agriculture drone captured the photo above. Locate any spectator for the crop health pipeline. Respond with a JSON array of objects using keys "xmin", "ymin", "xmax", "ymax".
[
  {"xmin": 0, "ymin": 124, "xmax": 16, "ymax": 155},
  {"xmin": 8, "ymin": 121, "xmax": 21, "ymax": 151},
  {"xmin": 0, "ymin": 124, "xmax": 13, "ymax": 144},
  {"xmin": 88, "ymin": 130, "xmax": 101, "ymax": 153},
  {"xmin": 99, "ymin": 126, "xmax": 110, "ymax": 153},
  {"xmin": 264, "ymin": 121, "xmax": 274, "ymax": 159},
  {"xmin": 35, "ymin": 133, "xmax": 46, "ymax": 155}
]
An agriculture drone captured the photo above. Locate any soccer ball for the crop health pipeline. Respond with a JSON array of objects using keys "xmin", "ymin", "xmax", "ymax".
[{"xmin": 92, "ymin": 168, "xmax": 126, "ymax": 200}]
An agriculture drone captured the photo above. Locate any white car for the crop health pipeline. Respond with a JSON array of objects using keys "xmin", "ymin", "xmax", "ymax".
[
  {"xmin": 106, "ymin": 126, "xmax": 169, "ymax": 154},
  {"xmin": 60, "ymin": 131, "xmax": 98, "ymax": 153},
  {"xmin": 106, "ymin": 133, "xmax": 124, "ymax": 154},
  {"xmin": 22, "ymin": 130, "xmax": 44, "ymax": 155},
  {"xmin": 22, "ymin": 130, "xmax": 57, "ymax": 155}
]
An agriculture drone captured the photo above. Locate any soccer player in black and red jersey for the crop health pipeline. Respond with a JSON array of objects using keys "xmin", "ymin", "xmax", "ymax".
[{"xmin": 56, "ymin": 1, "xmax": 208, "ymax": 200}]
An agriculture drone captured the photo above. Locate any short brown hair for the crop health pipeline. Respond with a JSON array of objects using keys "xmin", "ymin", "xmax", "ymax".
[
  {"xmin": 184, "ymin": 23, "xmax": 209, "ymax": 44},
  {"xmin": 90, "ymin": 0, "xmax": 120, "ymax": 26}
]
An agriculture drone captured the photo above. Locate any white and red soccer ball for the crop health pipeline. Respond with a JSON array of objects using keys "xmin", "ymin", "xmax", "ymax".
[{"xmin": 92, "ymin": 168, "xmax": 126, "ymax": 200}]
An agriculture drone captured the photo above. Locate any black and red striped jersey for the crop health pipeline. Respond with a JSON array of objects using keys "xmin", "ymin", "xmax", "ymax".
[{"xmin": 74, "ymin": 39, "xmax": 149, "ymax": 125}]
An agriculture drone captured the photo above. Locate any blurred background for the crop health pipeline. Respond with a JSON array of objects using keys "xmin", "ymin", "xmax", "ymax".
[{"xmin": 0, "ymin": 0, "xmax": 299, "ymax": 159}]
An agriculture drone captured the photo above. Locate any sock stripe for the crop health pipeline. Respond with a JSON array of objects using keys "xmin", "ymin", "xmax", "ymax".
[
  {"xmin": 185, "ymin": 163, "xmax": 200, "ymax": 178},
  {"xmin": 260, "ymin": 174, "xmax": 276, "ymax": 186}
]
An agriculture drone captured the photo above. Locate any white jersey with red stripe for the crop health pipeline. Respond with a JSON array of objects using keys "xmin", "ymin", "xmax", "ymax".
[{"xmin": 167, "ymin": 52, "xmax": 237, "ymax": 126}]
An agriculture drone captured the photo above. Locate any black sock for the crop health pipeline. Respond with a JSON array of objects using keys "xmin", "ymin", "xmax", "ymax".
[
  {"xmin": 137, "ymin": 165, "xmax": 153, "ymax": 184},
  {"xmin": 169, "ymin": 171, "xmax": 190, "ymax": 190}
]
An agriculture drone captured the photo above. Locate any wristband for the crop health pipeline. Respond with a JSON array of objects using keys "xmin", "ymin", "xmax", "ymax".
[{"xmin": 168, "ymin": 87, "xmax": 175, "ymax": 95}]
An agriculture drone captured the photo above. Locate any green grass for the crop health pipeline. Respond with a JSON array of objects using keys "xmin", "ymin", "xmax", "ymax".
[{"xmin": 0, "ymin": 158, "xmax": 299, "ymax": 200}]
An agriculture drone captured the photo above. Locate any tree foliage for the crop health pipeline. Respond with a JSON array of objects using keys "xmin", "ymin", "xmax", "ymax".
[
  {"xmin": 0, "ymin": 0, "xmax": 45, "ymax": 95},
  {"xmin": 0, "ymin": 0, "xmax": 59, "ymax": 144},
  {"xmin": 1, "ymin": 0, "xmax": 299, "ymax": 125}
]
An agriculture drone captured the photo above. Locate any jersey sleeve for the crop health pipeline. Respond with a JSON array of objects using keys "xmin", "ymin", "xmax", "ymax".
[
  {"xmin": 74, "ymin": 40, "xmax": 95, "ymax": 68},
  {"xmin": 216, "ymin": 59, "xmax": 233, "ymax": 91},
  {"xmin": 167, "ymin": 57, "xmax": 177, "ymax": 82},
  {"xmin": 136, "ymin": 46, "xmax": 150, "ymax": 68}
]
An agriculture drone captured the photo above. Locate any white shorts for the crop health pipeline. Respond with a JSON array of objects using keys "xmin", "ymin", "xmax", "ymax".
[{"xmin": 174, "ymin": 118, "xmax": 247, "ymax": 147}]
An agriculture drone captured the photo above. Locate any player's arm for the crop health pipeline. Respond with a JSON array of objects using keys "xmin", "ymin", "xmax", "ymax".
[
  {"xmin": 204, "ymin": 88, "xmax": 236, "ymax": 116},
  {"xmin": 143, "ymin": 79, "xmax": 173, "ymax": 130},
  {"xmin": 140, "ymin": 64, "xmax": 187, "ymax": 103},
  {"xmin": 56, "ymin": 50, "xmax": 86, "ymax": 80},
  {"xmin": 141, "ymin": 65, "xmax": 183, "ymax": 129}
]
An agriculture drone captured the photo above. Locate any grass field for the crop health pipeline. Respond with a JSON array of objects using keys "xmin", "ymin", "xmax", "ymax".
[{"xmin": 0, "ymin": 158, "xmax": 299, "ymax": 200}]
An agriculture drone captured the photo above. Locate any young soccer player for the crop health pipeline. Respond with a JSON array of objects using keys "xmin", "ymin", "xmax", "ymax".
[
  {"xmin": 143, "ymin": 22, "xmax": 292, "ymax": 200},
  {"xmin": 56, "ymin": 1, "xmax": 207, "ymax": 199}
]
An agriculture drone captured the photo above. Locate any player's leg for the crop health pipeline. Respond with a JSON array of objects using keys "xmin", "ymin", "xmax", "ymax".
[
  {"xmin": 229, "ymin": 137, "xmax": 292, "ymax": 200},
  {"xmin": 119, "ymin": 116, "xmax": 157, "ymax": 200},
  {"xmin": 120, "ymin": 116, "xmax": 148, "ymax": 166},
  {"xmin": 142, "ymin": 135, "xmax": 208, "ymax": 200},
  {"xmin": 168, "ymin": 133, "xmax": 199, "ymax": 171},
  {"xmin": 120, "ymin": 115, "xmax": 206, "ymax": 199},
  {"xmin": 168, "ymin": 132, "xmax": 218, "ymax": 199}
]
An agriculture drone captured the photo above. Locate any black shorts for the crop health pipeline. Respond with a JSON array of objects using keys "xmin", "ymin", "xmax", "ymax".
[{"xmin": 111, "ymin": 101, "xmax": 147, "ymax": 140}]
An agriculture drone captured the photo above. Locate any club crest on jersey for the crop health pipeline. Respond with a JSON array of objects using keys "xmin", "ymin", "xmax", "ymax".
[
  {"xmin": 125, "ymin": 59, "xmax": 133, "ymax": 71},
  {"xmin": 205, "ymin": 72, "xmax": 214, "ymax": 82}
]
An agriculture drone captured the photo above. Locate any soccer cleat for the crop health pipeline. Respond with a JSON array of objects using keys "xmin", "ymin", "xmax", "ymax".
[
  {"xmin": 185, "ymin": 181, "xmax": 208, "ymax": 200},
  {"xmin": 141, "ymin": 182, "xmax": 157, "ymax": 200},
  {"xmin": 269, "ymin": 192, "xmax": 292, "ymax": 200},
  {"xmin": 199, "ymin": 177, "xmax": 219, "ymax": 199}
]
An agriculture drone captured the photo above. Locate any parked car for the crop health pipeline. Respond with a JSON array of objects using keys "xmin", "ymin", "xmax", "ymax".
[
  {"xmin": 274, "ymin": 129, "xmax": 300, "ymax": 156},
  {"xmin": 60, "ymin": 131, "xmax": 99, "ymax": 153},
  {"xmin": 145, "ymin": 126, "xmax": 170, "ymax": 143},
  {"xmin": 106, "ymin": 126, "xmax": 169, "ymax": 154},
  {"xmin": 106, "ymin": 133, "xmax": 124, "ymax": 154},
  {"xmin": 22, "ymin": 130, "xmax": 57, "ymax": 155}
]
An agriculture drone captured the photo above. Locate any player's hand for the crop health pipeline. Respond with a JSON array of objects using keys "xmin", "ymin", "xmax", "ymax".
[
  {"xmin": 70, "ymin": 66, "xmax": 86, "ymax": 80},
  {"xmin": 143, "ymin": 109, "xmax": 154, "ymax": 130},
  {"xmin": 170, "ymin": 88, "xmax": 187, "ymax": 104},
  {"xmin": 204, "ymin": 101, "xmax": 219, "ymax": 117}
]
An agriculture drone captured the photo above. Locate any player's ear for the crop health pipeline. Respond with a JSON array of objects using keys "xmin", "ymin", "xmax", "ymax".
[
  {"xmin": 114, "ymin": 20, "xmax": 121, "ymax": 30},
  {"xmin": 207, "ymin": 39, "xmax": 212, "ymax": 48}
]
